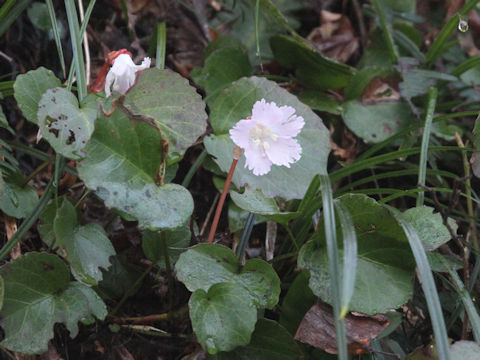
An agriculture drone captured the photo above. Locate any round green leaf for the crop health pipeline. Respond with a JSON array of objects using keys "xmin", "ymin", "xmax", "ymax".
[
  {"xmin": 189, "ymin": 283, "xmax": 257, "ymax": 354},
  {"xmin": 204, "ymin": 76, "xmax": 330, "ymax": 200},
  {"xmin": 342, "ymin": 100, "xmax": 413, "ymax": 143},
  {"xmin": 395, "ymin": 206, "xmax": 457, "ymax": 251},
  {"xmin": 0, "ymin": 172, "xmax": 38, "ymax": 219},
  {"xmin": 54, "ymin": 199, "xmax": 115, "ymax": 285},
  {"xmin": 450, "ymin": 341, "xmax": 480, "ymax": 359},
  {"xmin": 191, "ymin": 38, "xmax": 252, "ymax": 100},
  {"xmin": 13, "ymin": 67, "xmax": 61, "ymax": 124},
  {"xmin": 122, "ymin": 68, "xmax": 207, "ymax": 157},
  {"xmin": 175, "ymin": 243, "xmax": 280, "ymax": 309},
  {"xmin": 0, "ymin": 253, "xmax": 106, "ymax": 354},
  {"xmin": 298, "ymin": 194, "xmax": 416, "ymax": 314},
  {"xmin": 37, "ymin": 88, "xmax": 98, "ymax": 160},
  {"xmin": 77, "ymin": 110, "xmax": 193, "ymax": 230},
  {"xmin": 217, "ymin": 319, "xmax": 304, "ymax": 359}
]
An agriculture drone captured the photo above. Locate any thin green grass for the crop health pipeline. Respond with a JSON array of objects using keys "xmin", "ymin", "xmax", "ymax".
[
  {"xmin": 319, "ymin": 175, "xmax": 348, "ymax": 359},
  {"xmin": 46, "ymin": 0, "xmax": 66, "ymax": 77},
  {"xmin": 417, "ymin": 87, "xmax": 438, "ymax": 207},
  {"xmin": 0, "ymin": 0, "xmax": 31, "ymax": 38},
  {"xmin": 395, "ymin": 217, "xmax": 451, "ymax": 360},
  {"xmin": 334, "ymin": 199, "xmax": 357, "ymax": 318},
  {"xmin": 156, "ymin": 22, "xmax": 167, "ymax": 70}
]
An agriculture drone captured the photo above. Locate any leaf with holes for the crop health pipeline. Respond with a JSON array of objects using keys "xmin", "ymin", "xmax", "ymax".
[
  {"xmin": 299, "ymin": 194, "xmax": 416, "ymax": 314},
  {"xmin": 204, "ymin": 76, "xmax": 330, "ymax": 200},
  {"xmin": 77, "ymin": 110, "xmax": 193, "ymax": 230},
  {"xmin": 0, "ymin": 253, "xmax": 107, "ymax": 354},
  {"xmin": 54, "ymin": 198, "xmax": 115, "ymax": 285},
  {"xmin": 175, "ymin": 243, "xmax": 280, "ymax": 309},
  {"xmin": 189, "ymin": 282, "xmax": 257, "ymax": 354},
  {"xmin": 13, "ymin": 67, "xmax": 61, "ymax": 124},
  {"xmin": 122, "ymin": 68, "xmax": 207, "ymax": 158},
  {"xmin": 37, "ymin": 88, "xmax": 98, "ymax": 160}
]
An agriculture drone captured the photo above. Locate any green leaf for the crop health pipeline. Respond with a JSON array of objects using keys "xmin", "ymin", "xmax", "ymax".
[
  {"xmin": 191, "ymin": 37, "xmax": 252, "ymax": 100},
  {"xmin": 270, "ymin": 35, "xmax": 356, "ymax": 89},
  {"xmin": 77, "ymin": 110, "xmax": 194, "ymax": 230},
  {"xmin": 13, "ymin": 67, "xmax": 61, "ymax": 124},
  {"xmin": 189, "ymin": 282, "xmax": 257, "ymax": 354},
  {"xmin": 98, "ymin": 255, "xmax": 142, "ymax": 300},
  {"xmin": 0, "ymin": 172, "xmax": 38, "ymax": 219},
  {"xmin": 344, "ymin": 66, "xmax": 393, "ymax": 100},
  {"xmin": 299, "ymin": 194, "xmax": 416, "ymax": 314},
  {"xmin": 122, "ymin": 68, "xmax": 207, "ymax": 157},
  {"xmin": 175, "ymin": 243, "xmax": 280, "ymax": 309},
  {"xmin": 27, "ymin": 2, "xmax": 51, "ymax": 31},
  {"xmin": 394, "ymin": 206, "xmax": 456, "ymax": 251},
  {"xmin": 279, "ymin": 270, "xmax": 316, "ymax": 335},
  {"xmin": 450, "ymin": 341, "xmax": 480, "ymax": 359},
  {"xmin": 204, "ymin": 76, "xmax": 330, "ymax": 200},
  {"xmin": 472, "ymin": 115, "xmax": 480, "ymax": 178},
  {"xmin": 0, "ymin": 252, "xmax": 107, "ymax": 354},
  {"xmin": 230, "ymin": 187, "xmax": 297, "ymax": 224},
  {"xmin": 142, "ymin": 226, "xmax": 190, "ymax": 267},
  {"xmin": 298, "ymin": 90, "xmax": 343, "ymax": 114},
  {"xmin": 37, "ymin": 88, "xmax": 98, "ymax": 160},
  {"xmin": 342, "ymin": 100, "xmax": 414, "ymax": 143},
  {"xmin": 54, "ymin": 199, "xmax": 115, "ymax": 285},
  {"xmin": 217, "ymin": 318, "xmax": 304, "ymax": 359}
]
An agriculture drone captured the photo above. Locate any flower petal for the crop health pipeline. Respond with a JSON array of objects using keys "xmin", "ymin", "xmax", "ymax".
[
  {"xmin": 265, "ymin": 137, "xmax": 302, "ymax": 167},
  {"xmin": 271, "ymin": 114, "xmax": 305, "ymax": 138},
  {"xmin": 244, "ymin": 146, "xmax": 272, "ymax": 176},
  {"xmin": 230, "ymin": 119, "xmax": 256, "ymax": 148}
]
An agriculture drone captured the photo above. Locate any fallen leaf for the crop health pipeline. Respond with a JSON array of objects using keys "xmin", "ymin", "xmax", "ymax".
[
  {"xmin": 295, "ymin": 301, "xmax": 389, "ymax": 355},
  {"xmin": 362, "ymin": 78, "xmax": 400, "ymax": 104},
  {"xmin": 307, "ymin": 10, "xmax": 359, "ymax": 63},
  {"xmin": 329, "ymin": 124, "xmax": 357, "ymax": 163}
]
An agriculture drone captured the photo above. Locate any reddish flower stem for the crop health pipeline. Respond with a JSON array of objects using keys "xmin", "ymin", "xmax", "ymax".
[{"xmin": 207, "ymin": 146, "xmax": 242, "ymax": 243}]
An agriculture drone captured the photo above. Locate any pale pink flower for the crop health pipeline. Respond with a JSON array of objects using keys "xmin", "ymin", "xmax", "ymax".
[
  {"xmin": 104, "ymin": 54, "xmax": 151, "ymax": 97},
  {"xmin": 229, "ymin": 99, "xmax": 305, "ymax": 176}
]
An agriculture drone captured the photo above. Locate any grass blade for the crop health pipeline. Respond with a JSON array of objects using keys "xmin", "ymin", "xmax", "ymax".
[
  {"xmin": 0, "ymin": 0, "xmax": 31, "ymax": 38},
  {"xmin": 65, "ymin": 0, "xmax": 86, "ymax": 100},
  {"xmin": 451, "ymin": 55, "xmax": 480, "ymax": 77},
  {"xmin": 371, "ymin": 0, "xmax": 398, "ymax": 63},
  {"xmin": 319, "ymin": 175, "xmax": 348, "ymax": 359},
  {"xmin": 334, "ymin": 199, "xmax": 357, "ymax": 319},
  {"xmin": 394, "ymin": 216, "xmax": 451, "ymax": 360},
  {"xmin": 46, "ymin": 0, "xmax": 66, "ymax": 77},
  {"xmin": 417, "ymin": 87, "xmax": 438, "ymax": 207},
  {"xmin": 440, "ymin": 257, "xmax": 480, "ymax": 343},
  {"xmin": 156, "ymin": 22, "xmax": 166, "ymax": 70}
]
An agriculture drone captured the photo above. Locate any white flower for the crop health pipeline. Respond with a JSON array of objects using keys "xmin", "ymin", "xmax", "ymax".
[
  {"xmin": 229, "ymin": 99, "xmax": 305, "ymax": 176},
  {"xmin": 104, "ymin": 54, "xmax": 151, "ymax": 97}
]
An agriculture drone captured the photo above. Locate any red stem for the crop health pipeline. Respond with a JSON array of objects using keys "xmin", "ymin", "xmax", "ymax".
[{"xmin": 207, "ymin": 147, "xmax": 242, "ymax": 243}]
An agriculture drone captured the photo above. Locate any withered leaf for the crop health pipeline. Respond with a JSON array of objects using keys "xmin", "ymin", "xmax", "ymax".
[{"xmin": 295, "ymin": 301, "xmax": 389, "ymax": 355}]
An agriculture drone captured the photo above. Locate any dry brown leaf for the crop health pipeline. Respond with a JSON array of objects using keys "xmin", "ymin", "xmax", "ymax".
[
  {"xmin": 307, "ymin": 10, "xmax": 359, "ymax": 63},
  {"xmin": 329, "ymin": 124, "xmax": 357, "ymax": 163},
  {"xmin": 295, "ymin": 301, "xmax": 389, "ymax": 355},
  {"xmin": 362, "ymin": 78, "xmax": 400, "ymax": 104}
]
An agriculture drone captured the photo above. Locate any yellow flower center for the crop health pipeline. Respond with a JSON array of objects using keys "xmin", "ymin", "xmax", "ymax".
[{"xmin": 249, "ymin": 124, "xmax": 278, "ymax": 156}]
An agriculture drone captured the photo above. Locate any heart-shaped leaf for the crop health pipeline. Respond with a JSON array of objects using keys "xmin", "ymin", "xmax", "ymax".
[
  {"xmin": 13, "ymin": 67, "xmax": 61, "ymax": 124},
  {"xmin": 189, "ymin": 282, "xmax": 257, "ymax": 354},
  {"xmin": 342, "ymin": 100, "xmax": 414, "ymax": 143},
  {"xmin": 0, "ymin": 252, "xmax": 107, "ymax": 354},
  {"xmin": 54, "ymin": 199, "xmax": 115, "ymax": 285},
  {"xmin": 299, "ymin": 194, "xmax": 416, "ymax": 314},
  {"xmin": 204, "ymin": 76, "xmax": 330, "ymax": 200},
  {"xmin": 77, "ymin": 110, "xmax": 194, "ymax": 230},
  {"xmin": 217, "ymin": 319, "xmax": 304, "ymax": 359},
  {"xmin": 37, "ymin": 88, "xmax": 98, "ymax": 159},
  {"xmin": 0, "ymin": 172, "xmax": 38, "ymax": 219},
  {"xmin": 175, "ymin": 243, "xmax": 280, "ymax": 309},
  {"xmin": 122, "ymin": 68, "xmax": 207, "ymax": 157}
]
